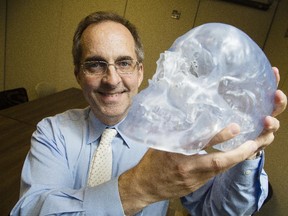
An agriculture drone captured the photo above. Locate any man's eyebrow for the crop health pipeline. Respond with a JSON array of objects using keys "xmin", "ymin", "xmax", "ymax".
[
  {"xmin": 83, "ymin": 55, "xmax": 134, "ymax": 62},
  {"xmin": 115, "ymin": 56, "xmax": 134, "ymax": 61},
  {"xmin": 84, "ymin": 56, "xmax": 106, "ymax": 62}
]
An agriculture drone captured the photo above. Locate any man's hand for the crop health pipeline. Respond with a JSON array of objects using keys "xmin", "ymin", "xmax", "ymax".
[
  {"xmin": 119, "ymin": 67, "xmax": 287, "ymax": 215},
  {"xmin": 118, "ymin": 126, "xmax": 250, "ymax": 215},
  {"xmin": 118, "ymin": 122, "xmax": 247, "ymax": 215},
  {"xmin": 247, "ymin": 67, "xmax": 287, "ymax": 159}
]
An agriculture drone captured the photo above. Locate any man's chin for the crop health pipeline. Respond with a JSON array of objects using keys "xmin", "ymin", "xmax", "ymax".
[{"xmin": 94, "ymin": 107, "xmax": 129, "ymax": 125}]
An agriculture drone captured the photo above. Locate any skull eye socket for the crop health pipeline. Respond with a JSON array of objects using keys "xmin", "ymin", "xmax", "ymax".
[{"xmin": 190, "ymin": 60, "xmax": 199, "ymax": 78}]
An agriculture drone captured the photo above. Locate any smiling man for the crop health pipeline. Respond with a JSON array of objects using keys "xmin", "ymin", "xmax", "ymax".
[
  {"xmin": 11, "ymin": 11, "xmax": 287, "ymax": 216},
  {"xmin": 76, "ymin": 20, "xmax": 143, "ymax": 126}
]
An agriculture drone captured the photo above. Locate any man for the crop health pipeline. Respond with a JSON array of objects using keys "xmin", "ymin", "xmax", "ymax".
[{"xmin": 11, "ymin": 11, "xmax": 287, "ymax": 215}]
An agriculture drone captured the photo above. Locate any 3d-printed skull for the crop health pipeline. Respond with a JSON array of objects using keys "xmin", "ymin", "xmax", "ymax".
[{"xmin": 118, "ymin": 23, "xmax": 276, "ymax": 155}]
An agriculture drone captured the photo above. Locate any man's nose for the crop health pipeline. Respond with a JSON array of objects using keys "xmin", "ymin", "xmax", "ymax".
[{"xmin": 102, "ymin": 65, "xmax": 121, "ymax": 85}]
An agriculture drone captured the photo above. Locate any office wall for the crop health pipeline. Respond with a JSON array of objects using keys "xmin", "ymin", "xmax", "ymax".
[
  {"xmin": 4, "ymin": 0, "xmax": 127, "ymax": 99},
  {"xmin": 254, "ymin": 1, "xmax": 288, "ymax": 216},
  {"xmin": 4, "ymin": 0, "xmax": 283, "ymax": 100},
  {"xmin": 0, "ymin": 0, "xmax": 6, "ymax": 91},
  {"xmin": 125, "ymin": 0, "xmax": 199, "ymax": 88},
  {"xmin": 264, "ymin": 0, "xmax": 288, "ymax": 92},
  {"xmin": 194, "ymin": 0, "xmax": 278, "ymax": 47}
]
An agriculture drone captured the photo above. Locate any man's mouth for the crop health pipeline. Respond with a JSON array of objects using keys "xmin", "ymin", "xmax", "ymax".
[
  {"xmin": 100, "ymin": 91, "xmax": 125, "ymax": 96},
  {"xmin": 98, "ymin": 91, "xmax": 126, "ymax": 103}
]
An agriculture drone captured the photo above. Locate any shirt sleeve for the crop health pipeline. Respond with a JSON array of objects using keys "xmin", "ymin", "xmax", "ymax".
[
  {"xmin": 181, "ymin": 153, "xmax": 268, "ymax": 215},
  {"xmin": 10, "ymin": 117, "xmax": 125, "ymax": 216}
]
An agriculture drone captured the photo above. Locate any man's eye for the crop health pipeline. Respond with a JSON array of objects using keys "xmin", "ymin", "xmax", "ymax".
[
  {"xmin": 117, "ymin": 60, "xmax": 132, "ymax": 67},
  {"xmin": 87, "ymin": 61, "xmax": 105, "ymax": 68}
]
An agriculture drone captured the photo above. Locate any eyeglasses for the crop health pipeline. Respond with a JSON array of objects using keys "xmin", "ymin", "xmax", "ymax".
[{"xmin": 81, "ymin": 59, "xmax": 139, "ymax": 76}]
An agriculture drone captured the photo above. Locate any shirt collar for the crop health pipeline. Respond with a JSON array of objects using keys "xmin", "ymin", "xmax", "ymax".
[
  {"xmin": 87, "ymin": 108, "xmax": 106, "ymax": 144},
  {"xmin": 86, "ymin": 108, "xmax": 132, "ymax": 148}
]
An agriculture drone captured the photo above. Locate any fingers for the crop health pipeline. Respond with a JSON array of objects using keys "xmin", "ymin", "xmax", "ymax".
[
  {"xmin": 272, "ymin": 90, "xmax": 287, "ymax": 117},
  {"xmin": 263, "ymin": 116, "xmax": 280, "ymax": 132},
  {"xmin": 256, "ymin": 121, "xmax": 276, "ymax": 151},
  {"xmin": 271, "ymin": 67, "xmax": 287, "ymax": 117},
  {"xmin": 223, "ymin": 140, "xmax": 258, "ymax": 163},
  {"xmin": 192, "ymin": 140, "xmax": 258, "ymax": 174},
  {"xmin": 202, "ymin": 117, "xmax": 280, "ymax": 171},
  {"xmin": 251, "ymin": 116, "xmax": 279, "ymax": 154},
  {"xmin": 272, "ymin": 67, "xmax": 280, "ymax": 85},
  {"xmin": 206, "ymin": 123, "xmax": 240, "ymax": 147}
]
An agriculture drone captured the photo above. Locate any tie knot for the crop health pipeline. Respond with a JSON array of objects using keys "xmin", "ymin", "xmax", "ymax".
[{"xmin": 100, "ymin": 128, "xmax": 117, "ymax": 146}]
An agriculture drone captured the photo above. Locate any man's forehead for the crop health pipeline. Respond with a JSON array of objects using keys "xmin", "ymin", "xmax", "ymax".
[
  {"xmin": 82, "ymin": 21, "xmax": 133, "ymax": 42},
  {"xmin": 80, "ymin": 21, "xmax": 136, "ymax": 60}
]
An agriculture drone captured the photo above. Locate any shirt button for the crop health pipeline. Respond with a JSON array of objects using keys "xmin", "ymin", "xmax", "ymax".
[{"xmin": 244, "ymin": 170, "xmax": 252, "ymax": 175}]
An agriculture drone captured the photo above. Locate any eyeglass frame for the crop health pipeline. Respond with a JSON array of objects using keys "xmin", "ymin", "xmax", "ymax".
[{"xmin": 80, "ymin": 59, "xmax": 140, "ymax": 76}]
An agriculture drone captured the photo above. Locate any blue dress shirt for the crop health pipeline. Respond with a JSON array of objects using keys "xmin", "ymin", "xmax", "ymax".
[{"xmin": 11, "ymin": 107, "xmax": 268, "ymax": 215}]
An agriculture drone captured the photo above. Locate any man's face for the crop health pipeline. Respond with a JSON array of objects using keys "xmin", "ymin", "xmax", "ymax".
[{"xmin": 76, "ymin": 21, "xmax": 143, "ymax": 125}]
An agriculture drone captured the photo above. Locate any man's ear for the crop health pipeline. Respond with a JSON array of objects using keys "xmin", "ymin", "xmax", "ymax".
[{"xmin": 74, "ymin": 68, "xmax": 81, "ymax": 84}]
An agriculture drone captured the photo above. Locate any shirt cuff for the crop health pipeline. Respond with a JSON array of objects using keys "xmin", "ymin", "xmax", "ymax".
[
  {"xmin": 83, "ymin": 177, "xmax": 125, "ymax": 215},
  {"xmin": 226, "ymin": 151, "xmax": 263, "ymax": 184},
  {"xmin": 246, "ymin": 150, "xmax": 263, "ymax": 160}
]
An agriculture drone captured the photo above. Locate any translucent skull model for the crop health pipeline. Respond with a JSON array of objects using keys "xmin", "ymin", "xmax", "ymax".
[{"xmin": 118, "ymin": 23, "xmax": 276, "ymax": 155}]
